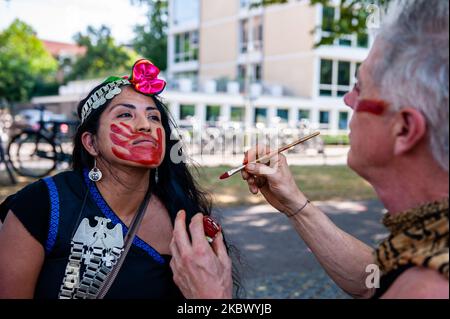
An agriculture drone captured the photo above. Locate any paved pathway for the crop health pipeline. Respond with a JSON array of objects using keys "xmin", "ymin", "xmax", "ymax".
[{"xmin": 213, "ymin": 199, "xmax": 387, "ymax": 299}]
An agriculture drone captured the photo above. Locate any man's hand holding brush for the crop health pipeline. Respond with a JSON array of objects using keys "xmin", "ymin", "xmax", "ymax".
[{"xmin": 241, "ymin": 146, "xmax": 310, "ymax": 217}]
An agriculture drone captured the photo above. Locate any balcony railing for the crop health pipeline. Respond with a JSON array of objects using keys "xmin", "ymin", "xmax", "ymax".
[{"xmin": 168, "ymin": 77, "xmax": 286, "ymax": 98}]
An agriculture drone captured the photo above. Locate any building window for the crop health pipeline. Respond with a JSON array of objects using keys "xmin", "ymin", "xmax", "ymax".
[
  {"xmin": 231, "ymin": 107, "xmax": 245, "ymax": 122},
  {"xmin": 254, "ymin": 64, "xmax": 262, "ymax": 81},
  {"xmin": 337, "ymin": 61, "xmax": 351, "ymax": 96},
  {"xmin": 240, "ymin": 0, "xmax": 258, "ymax": 8},
  {"xmin": 338, "ymin": 37, "xmax": 352, "ymax": 47},
  {"xmin": 175, "ymin": 31, "xmax": 199, "ymax": 63},
  {"xmin": 339, "ymin": 111, "xmax": 349, "ymax": 130},
  {"xmin": 321, "ymin": 6, "xmax": 369, "ymax": 48},
  {"xmin": 180, "ymin": 104, "xmax": 195, "ymax": 120},
  {"xmin": 319, "ymin": 59, "xmax": 333, "ymax": 96},
  {"xmin": 239, "ymin": 63, "xmax": 262, "ymax": 82},
  {"xmin": 238, "ymin": 63, "xmax": 262, "ymax": 90},
  {"xmin": 322, "ymin": 6, "xmax": 335, "ymax": 33},
  {"xmin": 357, "ymin": 33, "xmax": 369, "ymax": 48},
  {"xmin": 173, "ymin": 0, "xmax": 199, "ymax": 26},
  {"xmin": 238, "ymin": 65, "xmax": 247, "ymax": 82},
  {"xmin": 239, "ymin": 16, "xmax": 263, "ymax": 53},
  {"xmin": 253, "ymin": 16, "xmax": 263, "ymax": 50},
  {"xmin": 299, "ymin": 110, "xmax": 310, "ymax": 121},
  {"xmin": 254, "ymin": 108, "xmax": 267, "ymax": 124},
  {"xmin": 240, "ymin": 20, "xmax": 249, "ymax": 53},
  {"xmin": 277, "ymin": 109, "xmax": 289, "ymax": 123},
  {"xmin": 206, "ymin": 105, "xmax": 221, "ymax": 123},
  {"xmin": 319, "ymin": 111, "xmax": 330, "ymax": 128},
  {"xmin": 320, "ymin": 59, "xmax": 333, "ymax": 84},
  {"xmin": 319, "ymin": 59, "xmax": 357, "ymax": 97}
]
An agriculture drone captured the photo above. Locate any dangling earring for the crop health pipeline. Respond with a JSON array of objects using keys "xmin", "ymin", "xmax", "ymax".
[
  {"xmin": 154, "ymin": 168, "xmax": 159, "ymax": 184},
  {"xmin": 88, "ymin": 159, "xmax": 103, "ymax": 182}
]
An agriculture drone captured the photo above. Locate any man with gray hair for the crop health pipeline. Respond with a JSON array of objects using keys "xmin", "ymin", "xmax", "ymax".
[{"xmin": 169, "ymin": 0, "xmax": 449, "ymax": 298}]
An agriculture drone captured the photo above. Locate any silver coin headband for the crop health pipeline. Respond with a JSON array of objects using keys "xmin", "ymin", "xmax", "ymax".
[{"xmin": 80, "ymin": 78, "xmax": 131, "ymax": 123}]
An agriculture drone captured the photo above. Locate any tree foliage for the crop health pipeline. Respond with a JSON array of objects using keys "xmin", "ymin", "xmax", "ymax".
[
  {"xmin": 252, "ymin": 0, "xmax": 392, "ymax": 47},
  {"xmin": 131, "ymin": 0, "xmax": 168, "ymax": 70},
  {"xmin": 0, "ymin": 19, "xmax": 57, "ymax": 103},
  {"xmin": 69, "ymin": 25, "xmax": 140, "ymax": 80}
]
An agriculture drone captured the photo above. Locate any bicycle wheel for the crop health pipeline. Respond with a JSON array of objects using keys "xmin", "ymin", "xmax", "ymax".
[{"xmin": 8, "ymin": 131, "xmax": 57, "ymax": 178}]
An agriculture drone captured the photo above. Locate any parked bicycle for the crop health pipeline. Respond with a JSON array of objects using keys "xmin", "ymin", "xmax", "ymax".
[
  {"xmin": 7, "ymin": 105, "xmax": 79, "ymax": 178},
  {"xmin": 0, "ymin": 137, "xmax": 16, "ymax": 184}
]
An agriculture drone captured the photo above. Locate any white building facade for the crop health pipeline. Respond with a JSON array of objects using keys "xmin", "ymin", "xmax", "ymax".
[
  {"xmin": 32, "ymin": 0, "xmax": 373, "ymax": 138},
  {"xmin": 166, "ymin": 0, "xmax": 373, "ymax": 134}
]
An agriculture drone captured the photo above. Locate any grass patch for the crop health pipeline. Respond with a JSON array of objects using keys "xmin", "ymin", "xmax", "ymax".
[{"xmin": 194, "ymin": 165, "xmax": 376, "ymax": 207}]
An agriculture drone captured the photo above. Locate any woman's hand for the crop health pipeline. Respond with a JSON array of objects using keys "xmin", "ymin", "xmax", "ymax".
[
  {"xmin": 242, "ymin": 145, "xmax": 307, "ymax": 216},
  {"xmin": 169, "ymin": 210, "xmax": 233, "ymax": 299}
]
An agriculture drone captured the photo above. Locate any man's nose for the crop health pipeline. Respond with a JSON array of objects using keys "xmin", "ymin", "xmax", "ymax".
[{"xmin": 343, "ymin": 90, "xmax": 357, "ymax": 110}]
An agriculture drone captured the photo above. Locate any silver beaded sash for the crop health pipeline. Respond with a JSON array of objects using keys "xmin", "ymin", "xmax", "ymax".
[{"xmin": 58, "ymin": 216, "xmax": 124, "ymax": 299}]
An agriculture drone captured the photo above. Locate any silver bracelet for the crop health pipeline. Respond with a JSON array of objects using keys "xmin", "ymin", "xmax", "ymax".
[{"xmin": 285, "ymin": 199, "xmax": 310, "ymax": 218}]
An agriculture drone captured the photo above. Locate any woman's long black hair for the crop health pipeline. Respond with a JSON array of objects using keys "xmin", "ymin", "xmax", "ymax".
[{"xmin": 72, "ymin": 83, "xmax": 242, "ymax": 297}]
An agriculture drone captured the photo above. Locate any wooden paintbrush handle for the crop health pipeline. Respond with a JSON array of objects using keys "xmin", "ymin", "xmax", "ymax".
[{"xmin": 253, "ymin": 131, "xmax": 320, "ymax": 164}]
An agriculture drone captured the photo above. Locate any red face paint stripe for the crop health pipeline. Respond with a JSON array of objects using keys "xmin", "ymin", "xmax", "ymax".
[
  {"xmin": 112, "ymin": 122, "xmax": 157, "ymax": 140},
  {"xmin": 110, "ymin": 133, "xmax": 128, "ymax": 148},
  {"xmin": 111, "ymin": 123, "xmax": 133, "ymax": 138},
  {"xmin": 120, "ymin": 122, "xmax": 134, "ymax": 134},
  {"xmin": 110, "ymin": 124, "xmax": 163, "ymax": 166},
  {"xmin": 156, "ymin": 127, "xmax": 162, "ymax": 147},
  {"xmin": 355, "ymin": 100, "xmax": 386, "ymax": 115}
]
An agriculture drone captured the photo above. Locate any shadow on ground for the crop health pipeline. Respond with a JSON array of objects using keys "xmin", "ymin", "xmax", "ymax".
[{"xmin": 213, "ymin": 199, "xmax": 387, "ymax": 299}]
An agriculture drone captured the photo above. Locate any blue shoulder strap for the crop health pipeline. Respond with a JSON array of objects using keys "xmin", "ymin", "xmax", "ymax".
[{"xmin": 43, "ymin": 176, "xmax": 60, "ymax": 255}]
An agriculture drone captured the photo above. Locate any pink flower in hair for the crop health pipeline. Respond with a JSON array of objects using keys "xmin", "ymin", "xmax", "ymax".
[{"xmin": 129, "ymin": 59, "xmax": 166, "ymax": 95}]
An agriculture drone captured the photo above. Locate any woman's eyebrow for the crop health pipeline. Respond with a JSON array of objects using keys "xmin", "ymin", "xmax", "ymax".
[
  {"xmin": 110, "ymin": 103, "xmax": 136, "ymax": 112},
  {"xmin": 110, "ymin": 104, "xmax": 158, "ymax": 112}
]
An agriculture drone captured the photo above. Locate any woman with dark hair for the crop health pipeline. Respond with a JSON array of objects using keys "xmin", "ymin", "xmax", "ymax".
[{"xmin": 0, "ymin": 59, "xmax": 238, "ymax": 299}]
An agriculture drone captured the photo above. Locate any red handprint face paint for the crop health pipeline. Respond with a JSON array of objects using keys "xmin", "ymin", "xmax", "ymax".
[
  {"xmin": 354, "ymin": 99, "xmax": 387, "ymax": 115},
  {"xmin": 110, "ymin": 122, "xmax": 164, "ymax": 166}
]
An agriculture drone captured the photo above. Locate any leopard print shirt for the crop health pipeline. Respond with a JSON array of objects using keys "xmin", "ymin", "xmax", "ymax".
[{"xmin": 375, "ymin": 198, "xmax": 449, "ymax": 279}]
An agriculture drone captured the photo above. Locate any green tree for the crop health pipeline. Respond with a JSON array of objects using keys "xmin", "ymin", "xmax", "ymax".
[
  {"xmin": 252, "ymin": 0, "xmax": 392, "ymax": 47},
  {"xmin": 69, "ymin": 25, "xmax": 139, "ymax": 80},
  {"xmin": 0, "ymin": 19, "xmax": 57, "ymax": 103},
  {"xmin": 131, "ymin": 0, "xmax": 168, "ymax": 70}
]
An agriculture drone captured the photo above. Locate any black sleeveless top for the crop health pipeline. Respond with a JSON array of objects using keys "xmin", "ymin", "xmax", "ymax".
[
  {"xmin": 0, "ymin": 170, "xmax": 184, "ymax": 300},
  {"xmin": 371, "ymin": 264, "xmax": 414, "ymax": 299}
]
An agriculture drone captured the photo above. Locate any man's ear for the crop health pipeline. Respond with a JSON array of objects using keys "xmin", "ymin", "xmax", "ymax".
[
  {"xmin": 393, "ymin": 108, "xmax": 427, "ymax": 156},
  {"xmin": 81, "ymin": 132, "xmax": 98, "ymax": 157}
]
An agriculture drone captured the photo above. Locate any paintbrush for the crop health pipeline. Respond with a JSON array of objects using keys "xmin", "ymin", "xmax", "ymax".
[{"xmin": 219, "ymin": 131, "xmax": 321, "ymax": 180}]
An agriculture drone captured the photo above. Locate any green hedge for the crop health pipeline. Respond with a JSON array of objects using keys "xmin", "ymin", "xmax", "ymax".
[{"xmin": 321, "ymin": 134, "xmax": 349, "ymax": 145}]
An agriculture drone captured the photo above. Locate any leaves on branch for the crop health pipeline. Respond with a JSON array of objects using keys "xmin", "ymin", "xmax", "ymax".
[{"xmin": 0, "ymin": 19, "xmax": 57, "ymax": 103}]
